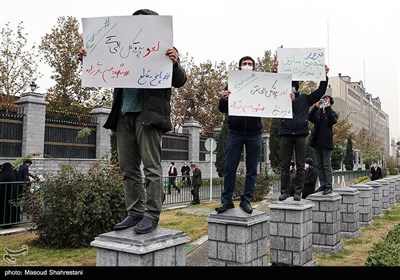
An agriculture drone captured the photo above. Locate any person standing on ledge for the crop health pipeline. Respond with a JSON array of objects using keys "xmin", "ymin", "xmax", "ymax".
[{"xmin": 78, "ymin": 8, "xmax": 187, "ymax": 234}]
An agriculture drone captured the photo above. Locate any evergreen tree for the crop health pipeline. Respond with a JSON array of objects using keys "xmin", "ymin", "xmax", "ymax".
[
  {"xmin": 332, "ymin": 143, "xmax": 344, "ymax": 170},
  {"xmin": 344, "ymin": 136, "xmax": 354, "ymax": 170},
  {"xmin": 269, "ymin": 119, "xmax": 281, "ymax": 173},
  {"xmin": 215, "ymin": 116, "xmax": 229, "ymax": 177}
]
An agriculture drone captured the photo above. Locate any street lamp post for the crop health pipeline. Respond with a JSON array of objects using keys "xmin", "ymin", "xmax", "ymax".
[{"xmin": 29, "ymin": 81, "xmax": 37, "ymax": 92}]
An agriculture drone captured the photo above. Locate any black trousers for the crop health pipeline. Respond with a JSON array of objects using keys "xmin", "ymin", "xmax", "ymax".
[{"xmin": 280, "ymin": 136, "xmax": 306, "ymax": 195}]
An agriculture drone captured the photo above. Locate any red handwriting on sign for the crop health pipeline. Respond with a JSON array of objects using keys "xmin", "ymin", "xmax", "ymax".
[
  {"xmin": 230, "ymin": 101, "xmax": 265, "ymax": 113},
  {"xmin": 85, "ymin": 62, "xmax": 130, "ymax": 83}
]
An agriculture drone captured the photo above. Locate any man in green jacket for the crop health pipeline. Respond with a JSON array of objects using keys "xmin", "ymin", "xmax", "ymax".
[{"xmin": 78, "ymin": 8, "xmax": 187, "ymax": 234}]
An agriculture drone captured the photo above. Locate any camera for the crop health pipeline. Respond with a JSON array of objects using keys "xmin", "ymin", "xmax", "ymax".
[{"xmin": 320, "ymin": 99, "xmax": 327, "ymax": 109}]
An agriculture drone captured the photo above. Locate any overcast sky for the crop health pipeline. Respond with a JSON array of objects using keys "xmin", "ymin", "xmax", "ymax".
[{"xmin": 1, "ymin": 0, "xmax": 399, "ymax": 140}]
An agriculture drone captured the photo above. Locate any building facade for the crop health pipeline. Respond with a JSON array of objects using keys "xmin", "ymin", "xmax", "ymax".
[{"xmin": 326, "ymin": 74, "xmax": 390, "ymax": 162}]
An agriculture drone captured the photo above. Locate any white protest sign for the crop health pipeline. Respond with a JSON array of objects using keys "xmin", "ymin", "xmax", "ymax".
[
  {"xmin": 81, "ymin": 15, "xmax": 173, "ymax": 88},
  {"xmin": 277, "ymin": 48, "xmax": 325, "ymax": 81},
  {"xmin": 228, "ymin": 71, "xmax": 292, "ymax": 119}
]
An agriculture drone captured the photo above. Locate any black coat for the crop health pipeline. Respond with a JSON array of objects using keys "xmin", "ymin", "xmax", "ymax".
[
  {"xmin": 278, "ymin": 78, "xmax": 328, "ymax": 136},
  {"xmin": 302, "ymin": 167, "xmax": 318, "ymax": 199},
  {"xmin": 309, "ymin": 106, "xmax": 338, "ymax": 150}
]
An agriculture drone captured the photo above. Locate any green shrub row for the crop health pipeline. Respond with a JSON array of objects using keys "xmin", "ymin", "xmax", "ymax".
[{"xmin": 365, "ymin": 223, "xmax": 400, "ymax": 266}]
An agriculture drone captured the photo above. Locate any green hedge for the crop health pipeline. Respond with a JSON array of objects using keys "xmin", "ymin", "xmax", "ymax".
[
  {"xmin": 20, "ymin": 161, "xmax": 126, "ymax": 248},
  {"xmin": 365, "ymin": 223, "xmax": 400, "ymax": 266}
]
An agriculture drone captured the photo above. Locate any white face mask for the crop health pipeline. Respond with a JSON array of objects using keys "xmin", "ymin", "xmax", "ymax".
[
  {"xmin": 241, "ymin": 65, "xmax": 253, "ymax": 71},
  {"xmin": 305, "ymin": 163, "xmax": 309, "ymax": 169}
]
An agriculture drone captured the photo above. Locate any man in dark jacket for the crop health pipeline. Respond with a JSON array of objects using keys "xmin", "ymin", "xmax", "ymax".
[
  {"xmin": 78, "ymin": 8, "xmax": 187, "ymax": 234},
  {"xmin": 277, "ymin": 63, "xmax": 330, "ymax": 201},
  {"xmin": 370, "ymin": 161, "xmax": 383, "ymax": 181},
  {"xmin": 309, "ymin": 95, "xmax": 338, "ymax": 195},
  {"xmin": 215, "ymin": 56, "xmax": 261, "ymax": 215},
  {"xmin": 190, "ymin": 163, "xmax": 202, "ymax": 205}
]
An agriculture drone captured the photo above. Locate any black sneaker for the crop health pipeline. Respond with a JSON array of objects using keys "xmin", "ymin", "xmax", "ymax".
[
  {"xmin": 215, "ymin": 203, "xmax": 235, "ymax": 213},
  {"xmin": 314, "ymin": 185, "xmax": 326, "ymax": 193},
  {"xmin": 114, "ymin": 214, "xmax": 144, "ymax": 231},
  {"xmin": 293, "ymin": 193, "xmax": 301, "ymax": 201},
  {"xmin": 133, "ymin": 216, "xmax": 158, "ymax": 234},
  {"xmin": 239, "ymin": 200, "xmax": 253, "ymax": 214},
  {"xmin": 322, "ymin": 187, "xmax": 333, "ymax": 195},
  {"xmin": 279, "ymin": 193, "xmax": 289, "ymax": 201}
]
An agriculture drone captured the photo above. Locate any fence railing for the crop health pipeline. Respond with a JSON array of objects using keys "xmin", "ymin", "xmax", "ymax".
[
  {"xmin": 0, "ymin": 181, "xmax": 25, "ymax": 228},
  {"xmin": 0, "ymin": 170, "xmax": 371, "ymax": 228}
]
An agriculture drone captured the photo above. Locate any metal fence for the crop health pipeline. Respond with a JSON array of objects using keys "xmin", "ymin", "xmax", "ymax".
[{"xmin": 0, "ymin": 181, "xmax": 25, "ymax": 228}]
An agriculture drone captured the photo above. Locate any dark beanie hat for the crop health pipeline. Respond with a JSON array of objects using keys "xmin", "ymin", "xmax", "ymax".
[
  {"xmin": 132, "ymin": 9, "xmax": 159, "ymax": 15},
  {"xmin": 292, "ymin": 81, "xmax": 300, "ymax": 91},
  {"xmin": 305, "ymin": 158, "xmax": 314, "ymax": 166}
]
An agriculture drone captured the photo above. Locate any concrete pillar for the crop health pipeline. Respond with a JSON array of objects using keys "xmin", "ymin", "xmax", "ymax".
[
  {"xmin": 90, "ymin": 228, "xmax": 190, "ymax": 266},
  {"xmin": 15, "ymin": 91, "xmax": 48, "ymax": 156},
  {"xmin": 182, "ymin": 119, "xmax": 202, "ymax": 163},
  {"xmin": 307, "ymin": 192, "xmax": 343, "ymax": 254},
  {"xmin": 207, "ymin": 209, "xmax": 268, "ymax": 266},
  {"xmin": 268, "ymin": 199, "xmax": 315, "ymax": 266},
  {"xmin": 333, "ymin": 187, "xmax": 361, "ymax": 239},
  {"xmin": 375, "ymin": 179, "xmax": 390, "ymax": 211},
  {"xmin": 90, "ymin": 106, "xmax": 112, "ymax": 159},
  {"xmin": 385, "ymin": 177, "xmax": 396, "ymax": 207},
  {"xmin": 363, "ymin": 181, "xmax": 382, "ymax": 218},
  {"xmin": 349, "ymin": 184, "xmax": 373, "ymax": 226},
  {"xmin": 394, "ymin": 175, "xmax": 400, "ymax": 202}
]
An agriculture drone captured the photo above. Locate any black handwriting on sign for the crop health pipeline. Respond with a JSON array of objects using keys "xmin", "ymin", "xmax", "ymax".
[{"xmin": 138, "ymin": 68, "xmax": 171, "ymax": 86}]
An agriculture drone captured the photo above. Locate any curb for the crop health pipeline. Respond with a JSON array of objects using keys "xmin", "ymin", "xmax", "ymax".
[{"xmin": 185, "ymin": 235, "xmax": 208, "ymax": 254}]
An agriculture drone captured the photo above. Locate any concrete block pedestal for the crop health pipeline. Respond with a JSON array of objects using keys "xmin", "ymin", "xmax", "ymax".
[
  {"xmin": 333, "ymin": 187, "xmax": 361, "ymax": 239},
  {"xmin": 268, "ymin": 198, "xmax": 315, "ymax": 266},
  {"xmin": 364, "ymin": 181, "xmax": 383, "ymax": 218},
  {"xmin": 90, "ymin": 227, "xmax": 190, "ymax": 266},
  {"xmin": 207, "ymin": 208, "xmax": 269, "ymax": 266},
  {"xmin": 307, "ymin": 192, "xmax": 343, "ymax": 254},
  {"xmin": 349, "ymin": 184, "xmax": 373, "ymax": 227}
]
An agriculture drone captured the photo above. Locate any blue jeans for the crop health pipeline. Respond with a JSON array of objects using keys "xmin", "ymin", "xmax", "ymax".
[{"xmin": 221, "ymin": 132, "xmax": 261, "ymax": 204}]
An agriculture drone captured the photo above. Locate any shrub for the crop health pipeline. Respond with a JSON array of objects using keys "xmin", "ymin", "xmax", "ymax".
[
  {"xmin": 353, "ymin": 176, "xmax": 370, "ymax": 184},
  {"xmin": 20, "ymin": 161, "xmax": 126, "ymax": 248},
  {"xmin": 365, "ymin": 224, "xmax": 400, "ymax": 266},
  {"xmin": 234, "ymin": 171, "xmax": 272, "ymax": 202}
]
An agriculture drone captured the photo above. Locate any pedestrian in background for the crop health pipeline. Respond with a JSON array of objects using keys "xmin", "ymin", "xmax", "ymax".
[
  {"xmin": 167, "ymin": 162, "xmax": 180, "ymax": 194},
  {"xmin": 370, "ymin": 161, "xmax": 383, "ymax": 181},
  {"xmin": 190, "ymin": 163, "xmax": 202, "ymax": 205}
]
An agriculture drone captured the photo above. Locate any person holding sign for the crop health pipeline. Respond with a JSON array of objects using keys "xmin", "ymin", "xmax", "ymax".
[
  {"xmin": 276, "ymin": 62, "xmax": 330, "ymax": 201},
  {"xmin": 78, "ymin": 8, "xmax": 187, "ymax": 234},
  {"xmin": 215, "ymin": 56, "xmax": 262, "ymax": 214}
]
